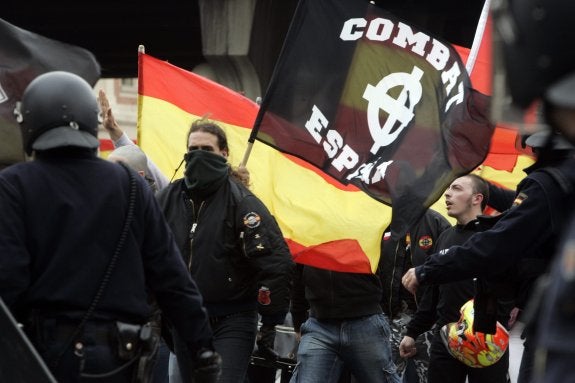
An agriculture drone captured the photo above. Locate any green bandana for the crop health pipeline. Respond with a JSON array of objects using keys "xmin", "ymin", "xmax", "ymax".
[{"xmin": 183, "ymin": 150, "xmax": 228, "ymax": 197}]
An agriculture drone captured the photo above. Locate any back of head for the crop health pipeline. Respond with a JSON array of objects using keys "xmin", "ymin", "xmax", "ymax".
[
  {"xmin": 108, "ymin": 145, "xmax": 150, "ymax": 175},
  {"xmin": 15, "ymin": 71, "xmax": 100, "ymax": 155}
]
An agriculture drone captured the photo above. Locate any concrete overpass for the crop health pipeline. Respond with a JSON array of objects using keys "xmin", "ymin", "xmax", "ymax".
[{"xmin": 4, "ymin": 0, "xmax": 485, "ymax": 101}]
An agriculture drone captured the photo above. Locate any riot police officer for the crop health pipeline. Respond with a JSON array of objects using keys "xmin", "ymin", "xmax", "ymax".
[{"xmin": 0, "ymin": 71, "xmax": 221, "ymax": 382}]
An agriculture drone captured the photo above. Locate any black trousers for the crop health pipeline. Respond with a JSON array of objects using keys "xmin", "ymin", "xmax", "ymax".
[{"xmin": 427, "ymin": 334, "xmax": 509, "ymax": 383}]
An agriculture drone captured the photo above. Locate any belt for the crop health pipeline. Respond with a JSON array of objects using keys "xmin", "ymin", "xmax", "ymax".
[
  {"xmin": 209, "ymin": 310, "xmax": 256, "ymax": 326},
  {"xmin": 42, "ymin": 318, "xmax": 115, "ymax": 344}
]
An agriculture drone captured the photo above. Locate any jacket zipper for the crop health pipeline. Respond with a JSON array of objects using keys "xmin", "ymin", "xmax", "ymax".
[
  {"xmin": 188, "ymin": 200, "xmax": 204, "ymax": 270},
  {"xmin": 389, "ymin": 240, "xmax": 400, "ymax": 316},
  {"xmin": 239, "ymin": 231, "xmax": 247, "ymax": 257}
]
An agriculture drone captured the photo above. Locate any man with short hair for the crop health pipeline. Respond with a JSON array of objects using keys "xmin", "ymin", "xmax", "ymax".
[{"xmin": 400, "ymin": 174, "xmax": 510, "ymax": 383}]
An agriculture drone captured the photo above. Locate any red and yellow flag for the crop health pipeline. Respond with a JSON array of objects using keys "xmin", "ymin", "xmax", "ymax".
[{"xmin": 137, "ymin": 52, "xmax": 390, "ymax": 274}]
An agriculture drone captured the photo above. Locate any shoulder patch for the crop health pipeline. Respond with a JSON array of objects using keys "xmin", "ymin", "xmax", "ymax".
[
  {"xmin": 243, "ymin": 212, "xmax": 261, "ymax": 229},
  {"xmin": 418, "ymin": 235, "xmax": 433, "ymax": 250},
  {"xmin": 512, "ymin": 192, "xmax": 528, "ymax": 207}
]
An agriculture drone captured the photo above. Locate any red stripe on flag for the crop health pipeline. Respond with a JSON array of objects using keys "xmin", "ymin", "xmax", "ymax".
[{"xmin": 138, "ymin": 54, "xmax": 257, "ymax": 129}]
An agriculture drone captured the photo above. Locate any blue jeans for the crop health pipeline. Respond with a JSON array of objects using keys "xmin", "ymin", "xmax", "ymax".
[
  {"xmin": 290, "ymin": 314, "xmax": 401, "ymax": 383},
  {"xmin": 169, "ymin": 310, "xmax": 258, "ymax": 383}
]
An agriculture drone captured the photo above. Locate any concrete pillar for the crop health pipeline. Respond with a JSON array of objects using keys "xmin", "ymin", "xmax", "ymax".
[{"xmin": 196, "ymin": 0, "xmax": 262, "ymax": 101}]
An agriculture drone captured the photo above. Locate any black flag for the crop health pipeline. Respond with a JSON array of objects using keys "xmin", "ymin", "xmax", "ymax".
[
  {"xmin": 0, "ymin": 18, "xmax": 100, "ymax": 166},
  {"xmin": 252, "ymin": 0, "xmax": 494, "ymax": 239}
]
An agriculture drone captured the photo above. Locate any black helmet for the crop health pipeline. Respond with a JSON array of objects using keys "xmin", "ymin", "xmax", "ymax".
[
  {"xmin": 15, "ymin": 71, "xmax": 100, "ymax": 155},
  {"xmin": 491, "ymin": 0, "xmax": 575, "ymax": 109}
]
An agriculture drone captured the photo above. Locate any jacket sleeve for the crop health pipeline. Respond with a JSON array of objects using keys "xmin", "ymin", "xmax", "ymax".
[
  {"xmin": 487, "ymin": 182, "xmax": 516, "ymax": 212},
  {"xmin": 237, "ymin": 194, "xmax": 295, "ymax": 325}
]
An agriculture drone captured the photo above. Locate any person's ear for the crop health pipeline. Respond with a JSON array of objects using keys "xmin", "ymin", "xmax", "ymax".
[{"xmin": 474, "ymin": 193, "xmax": 484, "ymax": 206}]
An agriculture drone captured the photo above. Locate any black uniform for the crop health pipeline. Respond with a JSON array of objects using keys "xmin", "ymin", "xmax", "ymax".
[
  {"xmin": 0, "ymin": 149, "xmax": 213, "ymax": 382},
  {"xmin": 533, "ymin": 214, "xmax": 575, "ymax": 383}
]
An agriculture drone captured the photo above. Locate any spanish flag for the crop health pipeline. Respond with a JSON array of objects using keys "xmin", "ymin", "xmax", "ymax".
[{"xmin": 137, "ymin": 52, "xmax": 390, "ymax": 274}]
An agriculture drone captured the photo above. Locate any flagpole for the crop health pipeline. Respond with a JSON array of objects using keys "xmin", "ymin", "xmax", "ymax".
[
  {"xmin": 136, "ymin": 45, "xmax": 145, "ymax": 149},
  {"xmin": 466, "ymin": 0, "xmax": 490, "ymax": 74},
  {"xmin": 239, "ymin": 96, "xmax": 261, "ymax": 168}
]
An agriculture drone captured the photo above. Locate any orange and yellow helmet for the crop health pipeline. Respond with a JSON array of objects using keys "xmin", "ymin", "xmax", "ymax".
[{"xmin": 440, "ymin": 299, "xmax": 509, "ymax": 368}]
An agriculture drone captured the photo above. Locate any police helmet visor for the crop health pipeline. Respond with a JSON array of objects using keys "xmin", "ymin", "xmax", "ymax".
[{"xmin": 32, "ymin": 124, "xmax": 100, "ymax": 152}]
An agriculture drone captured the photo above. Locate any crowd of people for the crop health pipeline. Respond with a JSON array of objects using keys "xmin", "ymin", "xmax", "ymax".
[{"xmin": 0, "ymin": 0, "xmax": 574, "ymax": 382}]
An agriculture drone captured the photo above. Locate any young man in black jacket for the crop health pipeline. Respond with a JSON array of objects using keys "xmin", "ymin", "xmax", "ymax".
[
  {"xmin": 156, "ymin": 118, "xmax": 294, "ymax": 383},
  {"xmin": 400, "ymin": 174, "xmax": 510, "ymax": 383}
]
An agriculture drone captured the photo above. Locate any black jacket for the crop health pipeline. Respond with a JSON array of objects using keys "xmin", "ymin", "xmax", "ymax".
[
  {"xmin": 156, "ymin": 177, "xmax": 293, "ymax": 323},
  {"xmin": 406, "ymin": 220, "xmax": 485, "ymax": 338},
  {"xmin": 536, "ymin": 214, "xmax": 575, "ymax": 355},
  {"xmin": 0, "ymin": 149, "xmax": 213, "ymax": 353},
  {"xmin": 379, "ymin": 209, "xmax": 451, "ymax": 318},
  {"xmin": 290, "ymin": 264, "xmax": 383, "ymax": 332}
]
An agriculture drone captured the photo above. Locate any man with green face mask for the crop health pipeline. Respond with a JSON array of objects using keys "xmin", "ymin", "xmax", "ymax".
[{"xmin": 156, "ymin": 118, "xmax": 294, "ymax": 383}]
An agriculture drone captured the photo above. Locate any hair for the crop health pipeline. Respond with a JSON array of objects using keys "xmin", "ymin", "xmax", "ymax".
[
  {"xmin": 465, "ymin": 173, "xmax": 489, "ymax": 210},
  {"xmin": 186, "ymin": 117, "xmax": 229, "ymax": 152}
]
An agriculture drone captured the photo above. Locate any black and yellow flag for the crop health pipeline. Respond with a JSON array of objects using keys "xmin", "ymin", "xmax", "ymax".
[{"xmin": 252, "ymin": 0, "xmax": 494, "ymax": 239}]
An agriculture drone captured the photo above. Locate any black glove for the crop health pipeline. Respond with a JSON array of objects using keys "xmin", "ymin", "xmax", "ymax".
[
  {"xmin": 191, "ymin": 348, "xmax": 222, "ymax": 383},
  {"xmin": 256, "ymin": 324, "xmax": 279, "ymax": 361}
]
